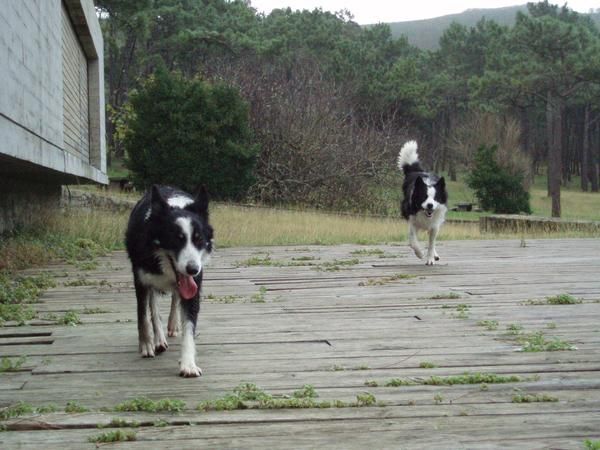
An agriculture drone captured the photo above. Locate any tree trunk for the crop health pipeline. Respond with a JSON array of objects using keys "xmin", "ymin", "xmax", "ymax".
[
  {"xmin": 591, "ymin": 122, "xmax": 600, "ymax": 193},
  {"xmin": 581, "ymin": 105, "xmax": 590, "ymax": 192},
  {"xmin": 546, "ymin": 91, "xmax": 562, "ymax": 218}
]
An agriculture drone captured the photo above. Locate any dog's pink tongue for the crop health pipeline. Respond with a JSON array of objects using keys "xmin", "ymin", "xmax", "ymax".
[{"xmin": 177, "ymin": 275, "xmax": 198, "ymax": 300}]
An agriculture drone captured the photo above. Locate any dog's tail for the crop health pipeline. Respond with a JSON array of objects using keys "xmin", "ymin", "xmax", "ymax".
[{"xmin": 397, "ymin": 140, "xmax": 424, "ymax": 176}]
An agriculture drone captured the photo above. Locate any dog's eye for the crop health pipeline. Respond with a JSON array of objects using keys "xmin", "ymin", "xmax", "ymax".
[
  {"xmin": 178, "ymin": 233, "xmax": 185, "ymax": 241},
  {"xmin": 193, "ymin": 233, "xmax": 203, "ymax": 245}
]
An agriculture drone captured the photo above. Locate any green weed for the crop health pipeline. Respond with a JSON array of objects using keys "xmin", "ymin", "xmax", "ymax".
[
  {"xmin": 88, "ymin": 430, "xmax": 137, "ymax": 443},
  {"xmin": 115, "ymin": 397, "xmax": 185, "ymax": 413},
  {"xmin": 506, "ymin": 323, "xmax": 524, "ymax": 335},
  {"xmin": 0, "ymin": 402, "xmax": 34, "ymax": 420},
  {"xmin": 478, "ymin": 320, "xmax": 499, "ymax": 331},
  {"xmin": 350, "ymin": 248, "xmax": 384, "ymax": 256},
  {"xmin": 0, "ymin": 356, "xmax": 26, "ymax": 372},
  {"xmin": 512, "ymin": 393, "xmax": 558, "ymax": 403},
  {"xmin": 250, "ymin": 286, "xmax": 268, "ymax": 303},
  {"xmin": 433, "ymin": 394, "xmax": 444, "ymax": 404},
  {"xmin": 65, "ymin": 401, "xmax": 89, "ymax": 413},
  {"xmin": 517, "ymin": 331, "xmax": 575, "ymax": 352},
  {"xmin": 546, "ymin": 294, "xmax": 582, "ymax": 305},
  {"xmin": 359, "ymin": 273, "xmax": 415, "ymax": 286},
  {"xmin": 385, "ymin": 372, "xmax": 523, "ymax": 387},
  {"xmin": 59, "ymin": 310, "xmax": 81, "ymax": 326},
  {"xmin": 584, "ymin": 440, "xmax": 600, "ymax": 450},
  {"xmin": 99, "ymin": 418, "xmax": 140, "ymax": 428},
  {"xmin": 419, "ymin": 361, "xmax": 438, "ymax": 369}
]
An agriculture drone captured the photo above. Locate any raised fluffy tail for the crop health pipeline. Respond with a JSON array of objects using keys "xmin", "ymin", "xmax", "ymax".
[{"xmin": 397, "ymin": 140, "xmax": 423, "ymax": 176}]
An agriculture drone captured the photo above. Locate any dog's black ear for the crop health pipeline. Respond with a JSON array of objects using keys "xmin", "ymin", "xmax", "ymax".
[
  {"xmin": 150, "ymin": 185, "xmax": 168, "ymax": 216},
  {"xmin": 187, "ymin": 185, "xmax": 209, "ymax": 217}
]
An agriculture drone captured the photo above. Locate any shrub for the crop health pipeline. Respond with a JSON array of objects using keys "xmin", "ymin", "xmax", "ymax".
[
  {"xmin": 466, "ymin": 144, "xmax": 531, "ymax": 214},
  {"xmin": 124, "ymin": 67, "xmax": 259, "ymax": 200}
]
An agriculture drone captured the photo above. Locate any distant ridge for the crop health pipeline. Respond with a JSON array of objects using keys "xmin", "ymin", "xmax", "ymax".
[{"xmin": 378, "ymin": 5, "xmax": 600, "ymax": 50}]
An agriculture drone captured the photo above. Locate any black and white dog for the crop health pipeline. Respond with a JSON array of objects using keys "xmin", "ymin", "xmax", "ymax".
[
  {"xmin": 125, "ymin": 185, "xmax": 213, "ymax": 377},
  {"xmin": 398, "ymin": 141, "xmax": 448, "ymax": 265}
]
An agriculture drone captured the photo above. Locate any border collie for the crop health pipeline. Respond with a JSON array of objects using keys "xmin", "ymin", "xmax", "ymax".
[
  {"xmin": 398, "ymin": 141, "xmax": 448, "ymax": 265},
  {"xmin": 125, "ymin": 185, "xmax": 213, "ymax": 377}
]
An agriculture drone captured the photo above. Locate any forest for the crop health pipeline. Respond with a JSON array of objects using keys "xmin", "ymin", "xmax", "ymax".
[{"xmin": 95, "ymin": 0, "xmax": 600, "ymax": 217}]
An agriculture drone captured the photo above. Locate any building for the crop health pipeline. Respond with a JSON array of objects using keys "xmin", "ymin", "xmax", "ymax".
[{"xmin": 0, "ymin": 0, "xmax": 106, "ymax": 233}]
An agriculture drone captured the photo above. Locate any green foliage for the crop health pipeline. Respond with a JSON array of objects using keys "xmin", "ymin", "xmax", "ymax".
[
  {"xmin": 88, "ymin": 430, "xmax": 137, "ymax": 443},
  {"xmin": 0, "ymin": 356, "xmax": 26, "ymax": 373},
  {"xmin": 0, "ymin": 402, "xmax": 34, "ymax": 421},
  {"xmin": 65, "ymin": 401, "xmax": 89, "ymax": 413},
  {"xmin": 512, "ymin": 392, "xmax": 558, "ymax": 403},
  {"xmin": 584, "ymin": 440, "xmax": 600, "ymax": 450},
  {"xmin": 466, "ymin": 145, "xmax": 531, "ymax": 214},
  {"xmin": 124, "ymin": 67, "xmax": 258, "ymax": 199},
  {"xmin": 115, "ymin": 397, "xmax": 186, "ymax": 413},
  {"xmin": 546, "ymin": 294, "xmax": 582, "ymax": 305},
  {"xmin": 518, "ymin": 331, "xmax": 575, "ymax": 352}
]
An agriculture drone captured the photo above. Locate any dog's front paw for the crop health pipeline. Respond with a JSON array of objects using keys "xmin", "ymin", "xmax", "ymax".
[
  {"xmin": 139, "ymin": 339, "xmax": 155, "ymax": 358},
  {"xmin": 412, "ymin": 247, "xmax": 424, "ymax": 259},
  {"xmin": 154, "ymin": 337, "xmax": 168, "ymax": 354},
  {"xmin": 179, "ymin": 362, "xmax": 202, "ymax": 378},
  {"xmin": 425, "ymin": 259, "xmax": 436, "ymax": 266},
  {"xmin": 167, "ymin": 323, "xmax": 180, "ymax": 338}
]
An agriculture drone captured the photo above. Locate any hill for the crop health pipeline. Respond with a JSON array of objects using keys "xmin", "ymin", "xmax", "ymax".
[{"xmin": 383, "ymin": 5, "xmax": 600, "ymax": 50}]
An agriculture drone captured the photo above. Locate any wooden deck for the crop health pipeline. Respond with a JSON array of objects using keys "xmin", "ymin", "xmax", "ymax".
[{"xmin": 1, "ymin": 239, "xmax": 600, "ymax": 448}]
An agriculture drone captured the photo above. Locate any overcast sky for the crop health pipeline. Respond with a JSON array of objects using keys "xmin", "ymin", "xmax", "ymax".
[{"xmin": 249, "ymin": 1, "xmax": 600, "ymax": 24}]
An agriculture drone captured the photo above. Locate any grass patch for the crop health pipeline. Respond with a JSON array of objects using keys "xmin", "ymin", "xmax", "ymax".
[
  {"xmin": 506, "ymin": 323, "xmax": 524, "ymax": 335},
  {"xmin": 512, "ymin": 392, "xmax": 558, "ymax": 403},
  {"xmin": 250, "ymin": 286, "xmax": 268, "ymax": 303},
  {"xmin": 545, "ymin": 294, "xmax": 582, "ymax": 305},
  {"xmin": 385, "ymin": 372, "xmax": 525, "ymax": 387},
  {"xmin": 65, "ymin": 401, "xmax": 89, "ymax": 413},
  {"xmin": 88, "ymin": 430, "xmax": 137, "ymax": 443},
  {"xmin": 359, "ymin": 273, "xmax": 415, "ymax": 286},
  {"xmin": 517, "ymin": 331, "xmax": 575, "ymax": 352},
  {"xmin": 350, "ymin": 248, "xmax": 385, "ymax": 256},
  {"xmin": 477, "ymin": 320, "xmax": 499, "ymax": 331},
  {"xmin": 0, "ymin": 272, "xmax": 56, "ymax": 326},
  {"xmin": 115, "ymin": 397, "xmax": 185, "ymax": 413},
  {"xmin": 0, "ymin": 402, "xmax": 34, "ymax": 421},
  {"xmin": 584, "ymin": 440, "xmax": 600, "ymax": 450},
  {"xmin": 0, "ymin": 356, "xmax": 26, "ymax": 372},
  {"xmin": 198, "ymin": 383, "xmax": 379, "ymax": 411},
  {"xmin": 82, "ymin": 306, "xmax": 111, "ymax": 314},
  {"xmin": 419, "ymin": 361, "xmax": 438, "ymax": 369},
  {"xmin": 58, "ymin": 310, "xmax": 81, "ymax": 326},
  {"xmin": 453, "ymin": 304, "xmax": 471, "ymax": 319}
]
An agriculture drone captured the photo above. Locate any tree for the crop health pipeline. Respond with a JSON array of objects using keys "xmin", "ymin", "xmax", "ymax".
[
  {"xmin": 507, "ymin": 1, "xmax": 600, "ymax": 216},
  {"xmin": 467, "ymin": 145, "xmax": 532, "ymax": 214},
  {"xmin": 123, "ymin": 67, "xmax": 258, "ymax": 199}
]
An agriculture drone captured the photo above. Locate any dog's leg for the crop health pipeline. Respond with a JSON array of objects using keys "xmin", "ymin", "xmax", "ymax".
[
  {"xmin": 167, "ymin": 293, "xmax": 181, "ymax": 337},
  {"xmin": 426, "ymin": 226, "xmax": 440, "ymax": 266},
  {"xmin": 179, "ymin": 292, "xmax": 202, "ymax": 377},
  {"xmin": 134, "ymin": 277, "xmax": 154, "ymax": 358},
  {"xmin": 408, "ymin": 219, "xmax": 424, "ymax": 259},
  {"xmin": 150, "ymin": 292, "xmax": 168, "ymax": 353}
]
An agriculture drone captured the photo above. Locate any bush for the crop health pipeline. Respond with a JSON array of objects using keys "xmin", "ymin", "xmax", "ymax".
[
  {"xmin": 466, "ymin": 145, "xmax": 531, "ymax": 214},
  {"xmin": 124, "ymin": 67, "xmax": 259, "ymax": 199}
]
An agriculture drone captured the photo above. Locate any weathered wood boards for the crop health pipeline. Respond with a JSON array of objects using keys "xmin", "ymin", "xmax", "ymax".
[{"xmin": 1, "ymin": 239, "xmax": 600, "ymax": 448}]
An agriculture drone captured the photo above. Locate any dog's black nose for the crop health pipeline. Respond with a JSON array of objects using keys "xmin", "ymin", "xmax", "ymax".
[
  {"xmin": 426, "ymin": 203, "xmax": 434, "ymax": 210},
  {"xmin": 185, "ymin": 262, "xmax": 199, "ymax": 275}
]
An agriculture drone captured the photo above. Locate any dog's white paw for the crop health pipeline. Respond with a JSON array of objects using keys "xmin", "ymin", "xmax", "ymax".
[
  {"xmin": 413, "ymin": 247, "xmax": 424, "ymax": 259},
  {"xmin": 179, "ymin": 362, "xmax": 202, "ymax": 378},
  {"xmin": 425, "ymin": 259, "xmax": 436, "ymax": 266},
  {"xmin": 167, "ymin": 323, "xmax": 180, "ymax": 338},
  {"xmin": 139, "ymin": 339, "xmax": 155, "ymax": 358}
]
